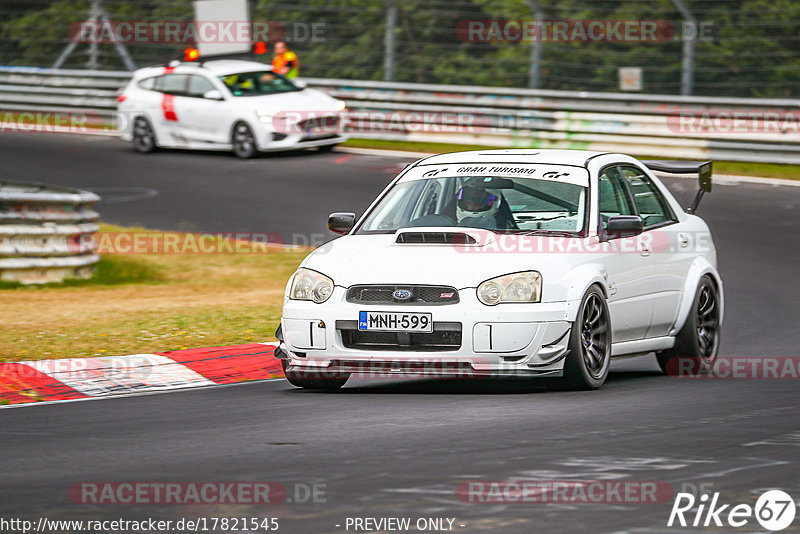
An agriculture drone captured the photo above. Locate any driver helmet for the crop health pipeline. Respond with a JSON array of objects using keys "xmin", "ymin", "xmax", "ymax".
[{"xmin": 456, "ymin": 186, "xmax": 501, "ymax": 222}]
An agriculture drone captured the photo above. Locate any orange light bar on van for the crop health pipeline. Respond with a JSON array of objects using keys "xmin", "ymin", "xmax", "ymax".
[{"xmin": 183, "ymin": 48, "xmax": 200, "ymax": 61}]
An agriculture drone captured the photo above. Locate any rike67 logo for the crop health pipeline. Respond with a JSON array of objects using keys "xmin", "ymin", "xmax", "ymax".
[{"xmin": 668, "ymin": 490, "xmax": 796, "ymax": 531}]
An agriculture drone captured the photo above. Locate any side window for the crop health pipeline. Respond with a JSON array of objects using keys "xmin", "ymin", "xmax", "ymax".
[
  {"xmin": 186, "ymin": 75, "xmax": 216, "ymax": 98},
  {"xmin": 619, "ymin": 166, "xmax": 675, "ymax": 228},
  {"xmin": 598, "ymin": 167, "xmax": 635, "ymax": 228},
  {"xmin": 137, "ymin": 77, "xmax": 156, "ymax": 90},
  {"xmin": 154, "ymin": 74, "xmax": 188, "ymax": 96}
]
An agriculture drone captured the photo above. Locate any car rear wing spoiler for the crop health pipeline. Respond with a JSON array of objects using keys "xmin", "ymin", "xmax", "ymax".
[{"xmin": 642, "ymin": 160, "xmax": 712, "ymax": 214}]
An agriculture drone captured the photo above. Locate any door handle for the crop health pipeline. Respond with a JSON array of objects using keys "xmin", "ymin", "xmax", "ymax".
[
  {"xmin": 678, "ymin": 233, "xmax": 690, "ymax": 248},
  {"xmin": 639, "ymin": 242, "xmax": 651, "ymax": 257}
]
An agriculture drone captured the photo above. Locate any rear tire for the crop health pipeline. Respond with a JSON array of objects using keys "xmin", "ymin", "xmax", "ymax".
[
  {"xmin": 232, "ymin": 122, "xmax": 258, "ymax": 159},
  {"xmin": 132, "ymin": 117, "xmax": 157, "ymax": 153},
  {"xmin": 553, "ymin": 285, "xmax": 611, "ymax": 390},
  {"xmin": 657, "ymin": 275, "xmax": 720, "ymax": 376},
  {"xmin": 281, "ymin": 359, "xmax": 349, "ymax": 390}
]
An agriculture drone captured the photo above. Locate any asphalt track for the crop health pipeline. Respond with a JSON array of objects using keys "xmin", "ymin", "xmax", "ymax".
[{"xmin": 1, "ymin": 133, "xmax": 799, "ymax": 533}]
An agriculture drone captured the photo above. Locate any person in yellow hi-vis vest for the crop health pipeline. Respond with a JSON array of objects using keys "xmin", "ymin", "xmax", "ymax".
[{"xmin": 272, "ymin": 41, "xmax": 299, "ymax": 78}]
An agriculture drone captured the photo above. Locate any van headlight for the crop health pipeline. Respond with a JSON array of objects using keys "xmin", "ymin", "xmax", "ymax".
[
  {"xmin": 290, "ymin": 268, "xmax": 334, "ymax": 303},
  {"xmin": 477, "ymin": 271, "xmax": 542, "ymax": 305},
  {"xmin": 256, "ymin": 109, "xmax": 273, "ymax": 124}
]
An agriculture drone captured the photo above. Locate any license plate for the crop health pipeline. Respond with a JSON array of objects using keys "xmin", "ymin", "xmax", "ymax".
[{"xmin": 358, "ymin": 311, "xmax": 432, "ymax": 332}]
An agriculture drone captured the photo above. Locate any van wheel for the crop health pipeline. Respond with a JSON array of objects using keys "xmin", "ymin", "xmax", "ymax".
[
  {"xmin": 132, "ymin": 117, "xmax": 157, "ymax": 153},
  {"xmin": 232, "ymin": 122, "xmax": 257, "ymax": 158}
]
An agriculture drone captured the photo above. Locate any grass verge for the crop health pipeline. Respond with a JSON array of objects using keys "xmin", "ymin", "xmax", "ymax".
[
  {"xmin": 0, "ymin": 225, "xmax": 307, "ymax": 361},
  {"xmin": 341, "ymin": 138, "xmax": 800, "ymax": 181}
]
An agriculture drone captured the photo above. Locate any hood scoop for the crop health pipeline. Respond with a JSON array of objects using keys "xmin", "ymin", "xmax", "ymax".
[{"xmin": 395, "ymin": 229, "xmax": 478, "ymax": 245}]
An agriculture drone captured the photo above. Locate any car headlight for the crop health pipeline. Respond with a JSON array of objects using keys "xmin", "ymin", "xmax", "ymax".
[
  {"xmin": 289, "ymin": 268, "xmax": 334, "ymax": 303},
  {"xmin": 334, "ymin": 100, "xmax": 346, "ymax": 111},
  {"xmin": 477, "ymin": 271, "xmax": 542, "ymax": 305},
  {"xmin": 256, "ymin": 109, "xmax": 273, "ymax": 124}
]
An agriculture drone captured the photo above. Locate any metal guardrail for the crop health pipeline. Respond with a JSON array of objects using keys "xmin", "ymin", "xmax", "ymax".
[
  {"xmin": 0, "ymin": 181, "xmax": 100, "ymax": 284},
  {"xmin": 1, "ymin": 66, "xmax": 800, "ymax": 164},
  {"xmin": 0, "ymin": 67, "xmax": 127, "ymax": 119}
]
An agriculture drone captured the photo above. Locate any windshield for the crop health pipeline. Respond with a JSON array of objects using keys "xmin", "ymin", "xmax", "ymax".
[
  {"xmin": 218, "ymin": 71, "xmax": 299, "ymax": 97},
  {"xmin": 359, "ymin": 175, "xmax": 587, "ymax": 234}
]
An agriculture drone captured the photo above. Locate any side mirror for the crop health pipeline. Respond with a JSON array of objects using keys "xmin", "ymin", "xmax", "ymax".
[
  {"xmin": 605, "ymin": 215, "xmax": 644, "ymax": 239},
  {"xmin": 328, "ymin": 212, "xmax": 355, "ymax": 234},
  {"xmin": 203, "ymin": 90, "xmax": 224, "ymax": 100},
  {"xmin": 293, "ymin": 79, "xmax": 308, "ymax": 89}
]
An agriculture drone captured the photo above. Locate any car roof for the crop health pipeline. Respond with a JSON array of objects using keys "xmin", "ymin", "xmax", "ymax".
[
  {"xmin": 416, "ymin": 149, "xmax": 608, "ymax": 167},
  {"xmin": 198, "ymin": 59, "xmax": 273, "ymax": 76},
  {"xmin": 133, "ymin": 59, "xmax": 272, "ymax": 79}
]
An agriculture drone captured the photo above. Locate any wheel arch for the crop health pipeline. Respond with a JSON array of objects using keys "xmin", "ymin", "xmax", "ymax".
[
  {"xmin": 560, "ymin": 266, "xmax": 608, "ymax": 322},
  {"xmin": 669, "ymin": 258, "xmax": 724, "ymax": 336}
]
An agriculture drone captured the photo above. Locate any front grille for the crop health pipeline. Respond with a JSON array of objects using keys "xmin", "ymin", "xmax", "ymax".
[
  {"xmin": 337, "ymin": 321, "xmax": 462, "ymax": 352},
  {"xmin": 298, "ymin": 116, "xmax": 339, "ymax": 133},
  {"xmin": 296, "ymin": 114, "xmax": 340, "ymax": 141},
  {"xmin": 300, "ymin": 133, "xmax": 340, "ymax": 143},
  {"xmin": 346, "ymin": 285, "xmax": 459, "ymax": 305}
]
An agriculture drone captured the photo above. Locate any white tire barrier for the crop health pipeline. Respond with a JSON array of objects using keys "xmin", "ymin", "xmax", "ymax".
[{"xmin": 0, "ymin": 181, "xmax": 100, "ymax": 284}]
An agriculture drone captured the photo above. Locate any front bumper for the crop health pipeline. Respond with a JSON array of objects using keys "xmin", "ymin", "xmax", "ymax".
[
  {"xmin": 254, "ymin": 111, "xmax": 347, "ymax": 152},
  {"xmin": 278, "ymin": 288, "xmax": 577, "ymax": 379},
  {"xmin": 257, "ymin": 132, "xmax": 348, "ymax": 152}
]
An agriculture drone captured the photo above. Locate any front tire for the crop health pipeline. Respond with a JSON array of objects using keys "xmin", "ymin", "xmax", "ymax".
[
  {"xmin": 657, "ymin": 275, "xmax": 720, "ymax": 375},
  {"xmin": 232, "ymin": 122, "xmax": 258, "ymax": 159},
  {"xmin": 132, "ymin": 117, "xmax": 157, "ymax": 153},
  {"xmin": 555, "ymin": 286, "xmax": 611, "ymax": 390},
  {"xmin": 281, "ymin": 359, "xmax": 349, "ymax": 390}
]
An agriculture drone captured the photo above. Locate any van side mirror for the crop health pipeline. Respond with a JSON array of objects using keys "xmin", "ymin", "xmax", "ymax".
[
  {"xmin": 203, "ymin": 90, "xmax": 224, "ymax": 100},
  {"xmin": 328, "ymin": 212, "xmax": 355, "ymax": 234}
]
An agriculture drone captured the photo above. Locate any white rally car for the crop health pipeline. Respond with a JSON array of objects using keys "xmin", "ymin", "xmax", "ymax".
[
  {"xmin": 118, "ymin": 59, "xmax": 346, "ymax": 157},
  {"xmin": 276, "ymin": 150, "xmax": 723, "ymax": 390}
]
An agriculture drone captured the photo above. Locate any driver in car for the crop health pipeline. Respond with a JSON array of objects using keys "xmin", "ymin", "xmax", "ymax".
[{"xmin": 456, "ymin": 183, "xmax": 515, "ymax": 229}]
